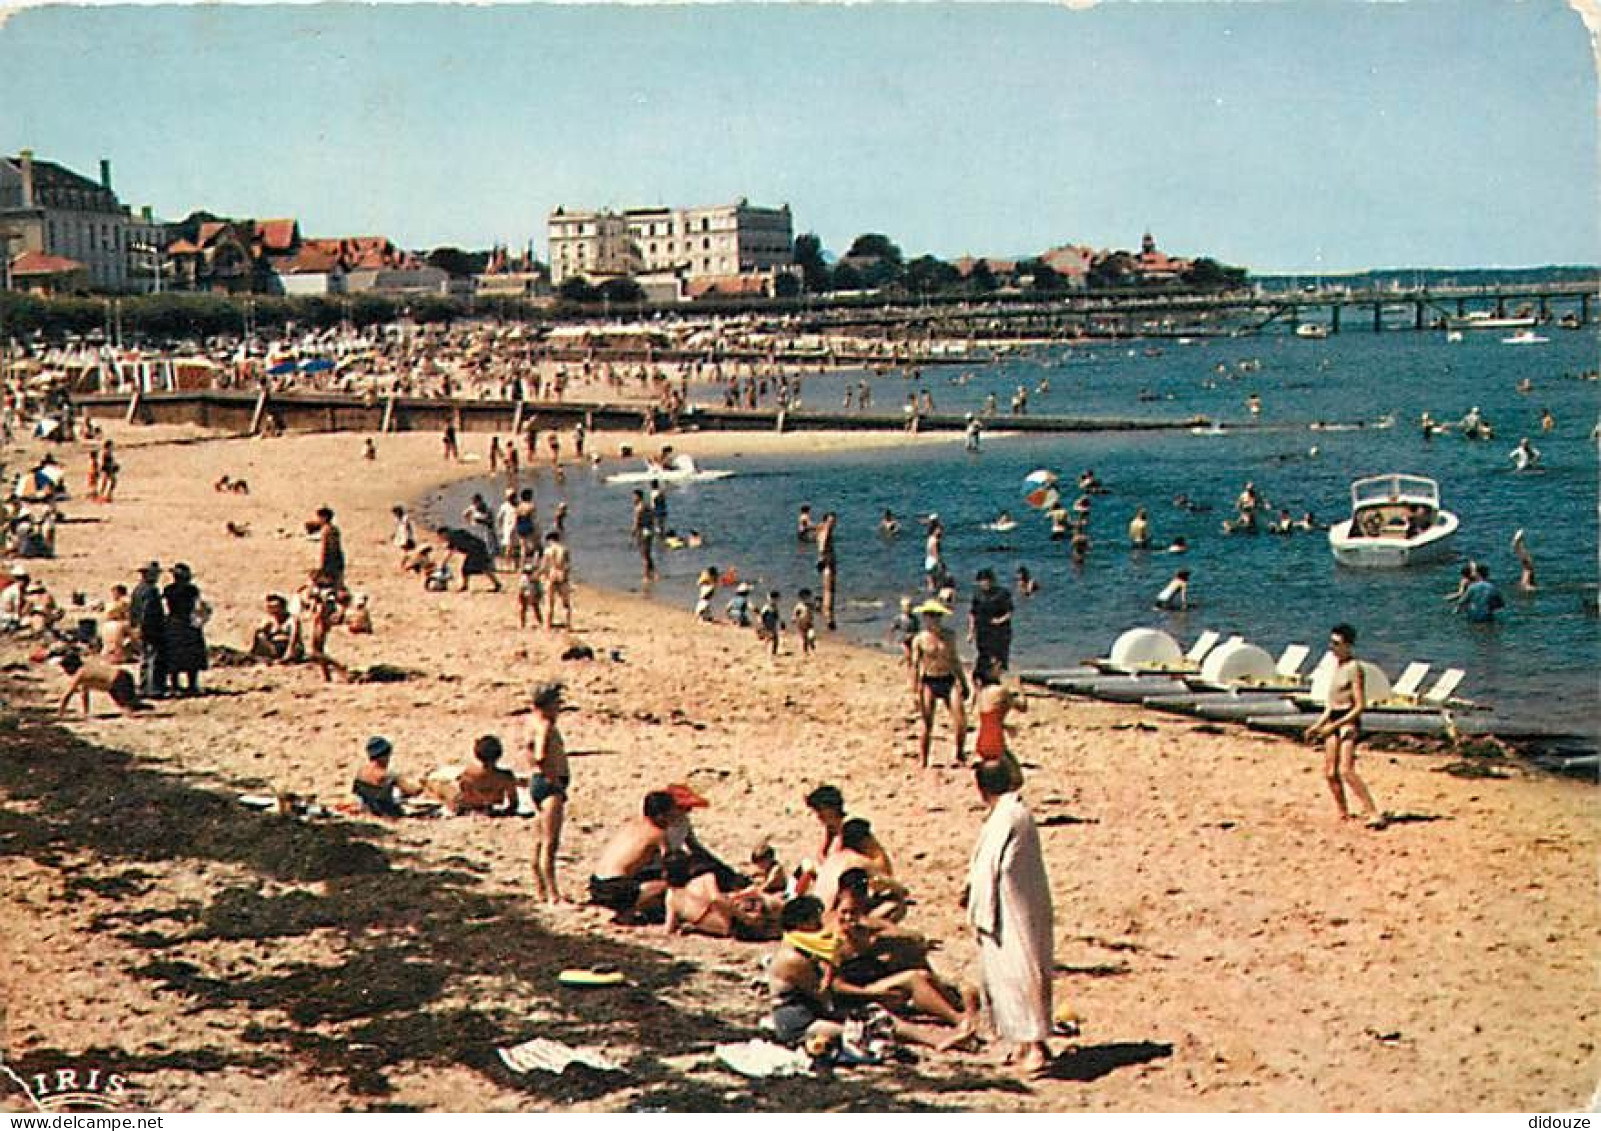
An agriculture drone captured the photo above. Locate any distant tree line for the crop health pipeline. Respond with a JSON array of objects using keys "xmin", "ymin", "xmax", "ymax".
[
  {"xmin": 793, "ymin": 232, "xmax": 1248, "ymax": 296},
  {"xmin": 0, "ymin": 291, "xmax": 504, "ymax": 342}
]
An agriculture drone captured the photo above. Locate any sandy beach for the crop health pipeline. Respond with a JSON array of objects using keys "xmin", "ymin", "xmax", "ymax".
[{"xmin": 0, "ymin": 420, "xmax": 1595, "ymax": 1112}]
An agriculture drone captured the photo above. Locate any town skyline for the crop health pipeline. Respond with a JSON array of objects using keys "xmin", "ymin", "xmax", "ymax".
[{"xmin": 1, "ymin": 1, "xmax": 1596, "ymax": 273}]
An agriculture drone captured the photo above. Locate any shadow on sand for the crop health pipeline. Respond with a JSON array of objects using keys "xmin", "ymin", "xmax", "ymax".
[
  {"xmin": 0, "ymin": 713, "xmax": 976, "ymax": 1110},
  {"xmin": 1042, "ymin": 1041, "xmax": 1174, "ymax": 1083}
]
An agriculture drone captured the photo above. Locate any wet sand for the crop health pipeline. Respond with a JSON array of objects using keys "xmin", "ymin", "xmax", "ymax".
[{"xmin": 0, "ymin": 421, "xmax": 1595, "ymax": 1112}]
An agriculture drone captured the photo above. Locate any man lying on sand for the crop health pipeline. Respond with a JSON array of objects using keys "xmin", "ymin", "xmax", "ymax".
[
  {"xmin": 434, "ymin": 735, "xmax": 519, "ymax": 817},
  {"xmin": 663, "ymin": 853, "xmax": 781, "ymax": 941}
]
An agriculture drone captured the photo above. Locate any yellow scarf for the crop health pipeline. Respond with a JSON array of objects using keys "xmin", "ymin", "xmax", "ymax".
[{"xmin": 784, "ymin": 928, "xmax": 843, "ymax": 968}]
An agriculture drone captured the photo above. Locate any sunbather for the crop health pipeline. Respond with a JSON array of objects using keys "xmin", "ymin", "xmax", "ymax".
[{"xmin": 352, "ymin": 735, "xmax": 422, "ymax": 818}]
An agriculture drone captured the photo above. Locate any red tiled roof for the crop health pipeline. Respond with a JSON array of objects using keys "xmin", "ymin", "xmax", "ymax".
[
  {"xmin": 165, "ymin": 238, "xmax": 201, "ymax": 255},
  {"xmin": 272, "ymin": 244, "xmax": 340, "ymax": 274},
  {"xmin": 10, "ymin": 250, "xmax": 83, "ymax": 276},
  {"xmin": 1041, "ymin": 245, "xmax": 1094, "ymax": 275},
  {"xmin": 197, "ymin": 221, "xmax": 229, "ymax": 245},
  {"xmin": 254, "ymin": 218, "xmax": 299, "ymax": 253}
]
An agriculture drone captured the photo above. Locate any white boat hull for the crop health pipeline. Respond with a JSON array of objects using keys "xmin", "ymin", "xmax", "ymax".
[
  {"xmin": 1328, "ymin": 512, "xmax": 1458, "ymax": 568},
  {"xmin": 604, "ymin": 467, "xmax": 734, "ymax": 485}
]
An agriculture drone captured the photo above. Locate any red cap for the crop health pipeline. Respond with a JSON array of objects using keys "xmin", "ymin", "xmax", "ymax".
[{"xmin": 665, "ymin": 782, "xmax": 708, "ymax": 810}]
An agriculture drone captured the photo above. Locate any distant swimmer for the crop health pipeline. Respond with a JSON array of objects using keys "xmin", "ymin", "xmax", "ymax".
[
  {"xmin": 1172, "ymin": 494, "xmax": 1212, "ymax": 514},
  {"xmin": 1540, "ymin": 408, "xmax": 1555, "ymax": 432},
  {"xmin": 879, "ymin": 509, "xmax": 901, "ymax": 538},
  {"xmin": 1516, "ymin": 377, "xmax": 1534, "ymax": 394},
  {"xmin": 1512, "ymin": 529, "xmax": 1537, "ymax": 591},
  {"xmin": 1460, "ymin": 405, "xmax": 1493, "ymax": 440},
  {"xmin": 988, "ymin": 511, "xmax": 1018, "ymax": 533},
  {"xmin": 1420, "ymin": 411, "xmax": 1441, "ymax": 441},
  {"xmin": 1015, "ymin": 566, "xmax": 1039, "ymax": 597},
  {"xmin": 1153, "ymin": 568, "xmax": 1191, "ymax": 611},
  {"xmin": 1166, "ymin": 537, "xmax": 1190, "ymax": 554},
  {"xmin": 1509, "ymin": 437, "xmax": 1541, "ymax": 471},
  {"xmin": 1077, "ymin": 469, "xmax": 1106, "ymax": 494},
  {"xmin": 1128, "ymin": 507, "xmax": 1151, "ymax": 548},
  {"xmin": 1247, "ymin": 393, "xmax": 1262, "ymax": 416}
]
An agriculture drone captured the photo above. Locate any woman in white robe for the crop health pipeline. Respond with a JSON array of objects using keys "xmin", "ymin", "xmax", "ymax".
[{"xmin": 966, "ymin": 761, "xmax": 1054, "ymax": 1074}]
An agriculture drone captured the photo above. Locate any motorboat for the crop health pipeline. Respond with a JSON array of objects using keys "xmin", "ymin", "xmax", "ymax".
[
  {"xmin": 604, "ymin": 454, "xmax": 734, "ymax": 485},
  {"xmin": 1501, "ymin": 329, "xmax": 1549, "ymax": 345},
  {"xmin": 1294, "ymin": 323, "xmax": 1330, "ymax": 340},
  {"xmin": 1446, "ymin": 311, "xmax": 1537, "ymax": 331},
  {"xmin": 1328, "ymin": 473, "xmax": 1459, "ymax": 568}
]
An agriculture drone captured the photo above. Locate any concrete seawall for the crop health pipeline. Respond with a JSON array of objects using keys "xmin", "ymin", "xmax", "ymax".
[{"xmin": 73, "ymin": 390, "xmax": 1211, "ymax": 437}]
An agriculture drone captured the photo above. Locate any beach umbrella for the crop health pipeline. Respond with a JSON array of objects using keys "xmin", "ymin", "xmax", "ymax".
[
  {"xmin": 1023, "ymin": 470, "xmax": 1059, "ymax": 508},
  {"xmin": 299, "ymin": 358, "xmax": 335, "ymax": 373},
  {"xmin": 1025, "ymin": 485, "xmax": 1060, "ymax": 510},
  {"xmin": 267, "ymin": 359, "xmax": 297, "ymax": 376}
]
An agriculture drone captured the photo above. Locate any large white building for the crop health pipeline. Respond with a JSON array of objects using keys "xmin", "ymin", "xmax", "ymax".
[
  {"xmin": 0, "ymin": 151, "xmax": 163, "ymax": 292},
  {"xmin": 547, "ymin": 199, "xmax": 793, "ymax": 286}
]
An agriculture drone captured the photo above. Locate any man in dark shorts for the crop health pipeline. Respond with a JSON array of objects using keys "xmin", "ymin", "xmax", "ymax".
[
  {"xmin": 588, "ymin": 790, "xmax": 679, "ymax": 922},
  {"xmin": 434, "ymin": 525, "xmax": 502, "ymax": 592},
  {"xmin": 968, "ymin": 568, "xmax": 1015, "ymax": 677},
  {"xmin": 911, "ymin": 601, "xmax": 969, "ymax": 768}
]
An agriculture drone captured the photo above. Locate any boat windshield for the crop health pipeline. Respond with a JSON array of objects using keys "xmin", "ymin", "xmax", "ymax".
[{"xmin": 1350, "ymin": 475, "xmax": 1440, "ymax": 509}]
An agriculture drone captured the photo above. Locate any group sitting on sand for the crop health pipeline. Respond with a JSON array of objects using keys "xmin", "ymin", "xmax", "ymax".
[{"xmin": 573, "ymin": 767, "xmax": 1058, "ymax": 1075}]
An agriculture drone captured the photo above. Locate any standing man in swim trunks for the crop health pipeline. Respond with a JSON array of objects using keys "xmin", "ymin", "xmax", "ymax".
[
  {"xmin": 816, "ymin": 511, "xmax": 839, "ymax": 631},
  {"xmin": 524, "ymin": 681, "xmax": 572, "ymax": 901},
  {"xmin": 911, "ymin": 600, "xmax": 969, "ymax": 768},
  {"xmin": 1305, "ymin": 623, "xmax": 1384, "ymax": 828}
]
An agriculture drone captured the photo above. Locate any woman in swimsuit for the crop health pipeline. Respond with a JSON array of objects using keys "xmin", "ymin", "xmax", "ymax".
[
  {"xmin": 526, "ymin": 682, "xmax": 572, "ymax": 901},
  {"xmin": 971, "ymin": 656, "xmax": 1026, "ymax": 791}
]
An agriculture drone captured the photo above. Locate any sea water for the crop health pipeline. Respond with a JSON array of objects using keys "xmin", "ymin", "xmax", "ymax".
[{"xmin": 431, "ymin": 326, "xmax": 1599, "ymax": 737}]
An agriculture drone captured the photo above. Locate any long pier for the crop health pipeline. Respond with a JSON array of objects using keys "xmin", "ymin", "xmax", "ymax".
[
  {"xmin": 73, "ymin": 389, "xmax": 1210, "ymax": 437},
  {"xmin": 782, "ymin": 279, "xmax": 1597, "ymax": 339}
]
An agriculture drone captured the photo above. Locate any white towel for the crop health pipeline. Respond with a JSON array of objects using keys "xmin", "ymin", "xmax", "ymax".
[
  {"xmin": 497, "ymin": 1037, "xmax": 621, "ymax": 1075},
  {"xmin": 714, "ymin": 1039, "xmax": 812, "ymax": 1078}
]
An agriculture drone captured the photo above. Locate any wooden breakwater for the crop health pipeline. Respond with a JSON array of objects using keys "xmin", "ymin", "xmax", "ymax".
[{"xmin": 72, "ymin": 389, "xmax": 1211, "ymax": 437}]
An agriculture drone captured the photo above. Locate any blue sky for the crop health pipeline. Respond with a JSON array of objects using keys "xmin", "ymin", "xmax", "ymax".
[{"xmin": 0, "ymin": 1, "xmax": 1594, "ymax": 271}]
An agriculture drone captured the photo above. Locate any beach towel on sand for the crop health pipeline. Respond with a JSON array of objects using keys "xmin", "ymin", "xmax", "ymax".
[
  {"xmin": 497, "ymin": 1038, "xmax": 622, "ymax": 1075},
  {"xmin": 714, "ymin": 1039, "xmax": 813, "ymax": 1079}
]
